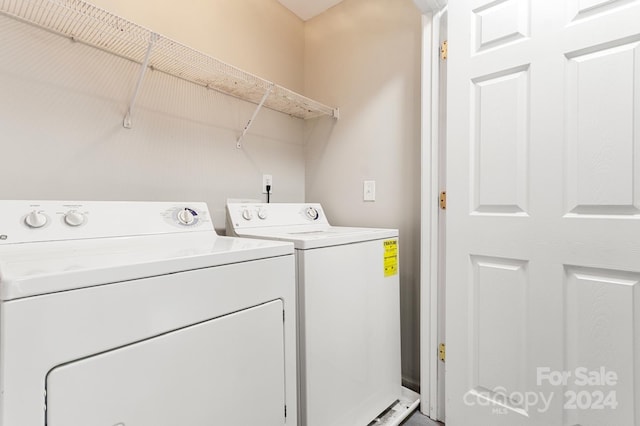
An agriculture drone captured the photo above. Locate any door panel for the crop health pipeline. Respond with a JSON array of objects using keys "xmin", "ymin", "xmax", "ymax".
[
  {"xmin": 470, "ymin": 256, "xmax": 528, "ymax": 408},
  {"xmin": 447, "ymin": 1, "xmax": 640, "ymax": 425},
  {"xmin": 564, "ymin": 267, "xmax": 640, "ymax": 425},
  {"xmin": 46, "ymin": 301, "xmax": 286, "ymax": 426},
  {"xmin": 568, "ymin": 0, "xmax": 637, "ymax": 21},
  {"xmin": 565, "ymin": 39, "xmax": 640, "ymax": 215},
  {"xmin": 471, "ymin": 65, "xmax": 530, "ymax": 214},
  {"xmin": 472, "ymin": 0, "xmax": 530, "ymax": 53}
]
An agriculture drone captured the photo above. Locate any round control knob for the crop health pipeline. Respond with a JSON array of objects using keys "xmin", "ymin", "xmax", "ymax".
[
  {"xmin": 178, "ymin": 208, "xmax": 195, "ymax": 225},
  {"xmin": 257, "ymin": 208, "xmax": 268, "ymax": 220},
  {"xmin": 64, "ymin": 210, "xmax": 85, "ymax": 227},
  {"xmin": 305, "ymin": 207, "xmax": 319, "ymax": 221},
  {"xmin": 242, "ymin": 209, "xmax": 254, "ymax": 221},
  {"xmin": 25, "ymin": 210, "xmax": 47, "ymax": 228}
]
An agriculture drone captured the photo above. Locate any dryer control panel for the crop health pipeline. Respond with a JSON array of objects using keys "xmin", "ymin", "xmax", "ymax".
[{"xmin": 0, "ymin": 201, "xmax": 213, "ymax": 244}]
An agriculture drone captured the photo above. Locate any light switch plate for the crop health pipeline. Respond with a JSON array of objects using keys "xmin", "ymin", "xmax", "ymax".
[{"xmin": 363, "ymin": 180, "xmax": 375, "ymax": 201}]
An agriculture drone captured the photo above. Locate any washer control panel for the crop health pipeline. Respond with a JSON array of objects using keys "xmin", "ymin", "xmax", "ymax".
[
  {"xmin": 0, "ymin": 201, "xmax": 213, "ymax": 244},
  {"xmin": 226, "ymin": 203, "xmax": 328, "ymax": 230}
]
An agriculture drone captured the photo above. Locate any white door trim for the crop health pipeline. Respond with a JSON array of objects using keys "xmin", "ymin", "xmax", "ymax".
[{"xmin": 417, "ymin": 1, "xmax": 447, "ymax": 420}]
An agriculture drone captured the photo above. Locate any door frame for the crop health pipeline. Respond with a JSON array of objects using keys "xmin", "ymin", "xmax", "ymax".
[{"xmin": 415, "ymin": 0, "xmax": 447, "ymax": 420}]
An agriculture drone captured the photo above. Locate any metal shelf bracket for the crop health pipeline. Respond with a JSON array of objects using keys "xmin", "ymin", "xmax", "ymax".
[
  {"xmin": 236, "ymin": 84, "xmax": 274, "ymax": 149},
  {"xmin": 123, "ymin": 32, "xmax": 159, "ymax": 129}
]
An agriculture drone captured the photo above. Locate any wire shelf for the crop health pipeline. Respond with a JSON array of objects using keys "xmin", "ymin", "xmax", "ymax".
[{"xmin": 0, "ymin": 0, "xmax": 338, "ymax": 120}]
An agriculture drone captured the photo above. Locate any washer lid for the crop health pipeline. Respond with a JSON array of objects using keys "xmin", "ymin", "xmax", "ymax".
[
  {"xmin": 0, "ymin": 232, "xmax": 293, "ymax": 301},
  {"xmin": 226, "ymin": 202, "xmax": 398, "ymax": 249},
  {"xmin": 233, "ymin": 225, "xmax": 398, "ymax": 249}
]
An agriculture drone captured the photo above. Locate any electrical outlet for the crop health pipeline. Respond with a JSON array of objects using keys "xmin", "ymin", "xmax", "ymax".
[
  {"xmin": 262, "ymin": 174, "xmax": 273, "ymax": 194},
  {"xmin": 363, "ymin": 180, "xmax": 375, "ymax": 201}
]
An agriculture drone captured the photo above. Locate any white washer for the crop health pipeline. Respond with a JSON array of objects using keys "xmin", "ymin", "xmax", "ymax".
[
  {"xmin": 0, "ymin": 200, "xmax": 297, "ymax": 426},
  {"xmin": 226, "ymin": 202, "xmax": 419, "ymax": 426}
]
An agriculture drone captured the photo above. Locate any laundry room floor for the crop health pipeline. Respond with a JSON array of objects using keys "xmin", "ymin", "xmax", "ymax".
[{"xmin": 401, "ymin": 409, "xmax": 443, "ymax": 426}]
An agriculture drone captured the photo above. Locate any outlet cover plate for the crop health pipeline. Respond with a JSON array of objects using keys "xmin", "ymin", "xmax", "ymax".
[{"xmin": 262, "ymin": 174, "xmax": 273, "ymax": 194}]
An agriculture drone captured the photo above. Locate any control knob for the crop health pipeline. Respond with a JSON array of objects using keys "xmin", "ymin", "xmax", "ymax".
[
  {"xmin": 257, "ymin": 208, "xmax": 268, "ymax": 220},
  {"xmin": 178, "ymin": 208, "xmax": 196, "ymax": 225},
  {"xmin": 64, "ymin": 210, "xmax": 85, "ymax": 227},
  {"xmin": 242, "ymin": 209, "xmax": 254, "ymax": 221},
  {"xmin": 25, "ymin": 210, "xmax": 47, "ymax": 228},
  {"xmin": 305, "ymin": 207, "xmax": 320, "ymax": 221}
]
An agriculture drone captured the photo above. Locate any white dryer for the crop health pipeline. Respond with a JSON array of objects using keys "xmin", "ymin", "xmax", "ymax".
[
  {"xmin": 0, "ymin": 200, "xmax": 297, "ymax": 426},
  {"xmin": 226, "ymin": 202, "xmax": 419, "ymax": 426}
]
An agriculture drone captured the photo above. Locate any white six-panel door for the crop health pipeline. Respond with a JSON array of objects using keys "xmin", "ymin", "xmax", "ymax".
[{"xmin": 446, "ymin": 0, "xmax": 640, "ymax": 425}]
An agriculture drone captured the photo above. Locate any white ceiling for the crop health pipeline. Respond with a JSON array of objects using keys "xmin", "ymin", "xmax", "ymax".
[{"xmin": 277, "ymin": 0, "xmax": 344, "ymax": 21}]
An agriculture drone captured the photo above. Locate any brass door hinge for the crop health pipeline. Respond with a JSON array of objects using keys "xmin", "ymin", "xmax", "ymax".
[
  {"xmin": 439, "ymin": 191, "xmax": 447, "ymax": 209},
  {"xmin": 440, "ymin": 40, "xmax": 448, "ymax": 61},
  {"xmin": 439, "ymin": 343, "xmax": 446, "ymax": 362}
]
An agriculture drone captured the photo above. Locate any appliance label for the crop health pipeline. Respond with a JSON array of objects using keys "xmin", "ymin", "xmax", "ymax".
[{"xmin": 383, "ymin": 239, "xmax": 398, "ymax": 277}]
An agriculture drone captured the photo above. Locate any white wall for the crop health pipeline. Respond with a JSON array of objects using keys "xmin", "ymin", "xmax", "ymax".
[
  {"xmin": 0, "ymin": 1, "xmax": 306, "ymax": 231},
  {"xmin": 304, "ymin": 0, "xmax": 423, "ymax": 388},
  {"xmin": 89, "ymin": 0, "xmax": 305, "ymax": 92}
]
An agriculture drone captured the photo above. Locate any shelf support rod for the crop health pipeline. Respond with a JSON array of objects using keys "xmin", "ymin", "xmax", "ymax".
[
  {"xmin": 123, "ymin": 32, "xmax": 159, "ymax": 129},
  {"xmin": 236, "ymin": 84, "xmax": 274, "ymax": 148}
]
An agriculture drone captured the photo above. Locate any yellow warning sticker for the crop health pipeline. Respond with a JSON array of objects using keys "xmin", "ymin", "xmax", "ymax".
[{"xmin": 384, "ymin": 239, "xmax": 398, "ymax": 277}]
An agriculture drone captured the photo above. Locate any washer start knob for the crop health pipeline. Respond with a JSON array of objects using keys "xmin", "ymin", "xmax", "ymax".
[{"xmin": 25, "ymin": 210, "xmax": 47, "ymax": 228}]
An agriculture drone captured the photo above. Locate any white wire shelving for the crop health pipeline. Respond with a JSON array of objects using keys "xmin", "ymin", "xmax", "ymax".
[{"xmin": 0, "ymin": 0, "xmax": 339, "ymax": 146}]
